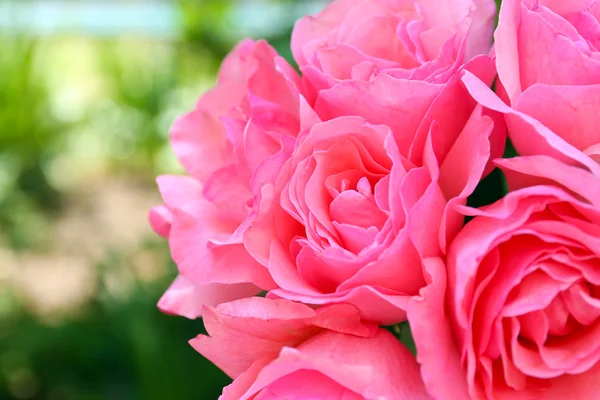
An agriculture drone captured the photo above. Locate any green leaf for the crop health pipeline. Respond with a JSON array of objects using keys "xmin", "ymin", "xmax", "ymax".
[
  {"xmin": 467, "ymin": 167, "xmax": 508, "ymax": 210},
  {"xmin": 466, "ymin": 137, "xmax": 520, "ymax": 212},
  {"xmin": 385, "ymin": 321, "xmax": 417, "ymax": 356},
  {"xmin": 503, "ymin": 138, "xmax": 519, "ymax": 159}
]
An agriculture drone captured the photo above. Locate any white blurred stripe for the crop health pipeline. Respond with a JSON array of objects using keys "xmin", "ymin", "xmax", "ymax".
[
  {"xmin": 0, "ymin": 0, "xmax": 326, "ymax": 38},
  {"xmin": 228, "ymin": 0, "xmax": 326, "ymax": 39},
  {"xmin": 0, "ymin": 1, "xmax": 179, "ymax": 37}
]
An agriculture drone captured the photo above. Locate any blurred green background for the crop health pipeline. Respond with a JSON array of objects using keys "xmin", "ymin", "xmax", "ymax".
[{"xmin": 0, "ymin": 1, "xmax": 322, "ymax": 398}]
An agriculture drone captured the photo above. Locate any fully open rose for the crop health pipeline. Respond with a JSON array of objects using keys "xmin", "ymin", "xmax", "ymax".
[
  {"xmin": 492, "ymin": 0, "xmax": 600, "ymax": 165},
  {"xmin": 409, "ymin": 156, "xmax": 600, "ymax": 399},
  {"xmin": 191, "ymin": 297, "xmax": 430, "ymax": 400},
  {"xmin": 246, "ymin": 98, "xmax": 504, "ymax": 324}
]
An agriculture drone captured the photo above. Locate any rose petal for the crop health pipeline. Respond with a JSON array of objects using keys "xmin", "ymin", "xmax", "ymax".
[
  {"xmin": 190, "ymin": 297, "xmax": 373, "ymax": 379},
  {"xmin": 158, "ymin": 275, "xmax": 259, "ymax": 319},
  {"xmin": 515, "ymin": 84, "xmax": 600, "ymax": 152}
]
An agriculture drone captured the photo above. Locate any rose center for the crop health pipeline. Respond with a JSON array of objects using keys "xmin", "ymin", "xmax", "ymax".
[{"xmin": 326, "ymin": 174, "xmax": 388, "ymax": 254}]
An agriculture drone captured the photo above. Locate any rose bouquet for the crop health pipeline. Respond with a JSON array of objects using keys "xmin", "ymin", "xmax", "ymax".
[{"xmin": 148, "ymin": 0, "xmax": 600, "ymax": 398}]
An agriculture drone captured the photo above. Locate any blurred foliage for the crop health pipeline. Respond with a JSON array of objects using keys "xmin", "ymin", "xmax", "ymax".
[
  {"xmin": 179, "ymin": 0, "xmax": 234, "ymax": 61},
  {"xmin": 0, "ymin": 37, "xmax": 66, "ymax": 250},
  {"xmin": 94, "ymin": 41, "xmax": 179, "ymax": 174},
  {"xmin": 0, "ymin": 273, "xmax": 230, "ymax": 400}
]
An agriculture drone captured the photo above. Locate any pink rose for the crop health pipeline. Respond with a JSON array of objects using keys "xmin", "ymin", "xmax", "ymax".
[
  {"xmin": 149, "ymin": 39, "xmax": 306, "ymax": 317},
  {"xmin": 191, "ymin": 297, "xmax": 430, "ymax": 399},
  {"xmin": 491, "ymin": 0, "xmax": 600, "ymax": 164},
  {"xmin": 409, "ymin": 156, "xmax": 600, "ymax": 399},
  {"xmin": 292, "ymin": 0, "xmax": 497, "ymax": 95},
  {"xmin": 244, "ymin": 60, "xmax": 504, "ymax": 324}
]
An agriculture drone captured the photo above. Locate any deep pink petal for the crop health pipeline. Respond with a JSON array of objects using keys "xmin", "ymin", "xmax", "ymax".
[{"xmin": 148, "ymin": 205, "xmax": 172, "ymax": 238}]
